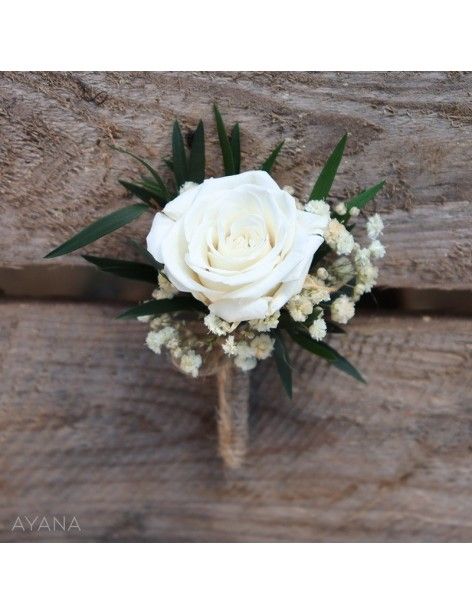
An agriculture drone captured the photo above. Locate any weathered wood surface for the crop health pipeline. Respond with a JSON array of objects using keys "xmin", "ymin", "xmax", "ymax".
[
  {"xmin": 1, "ymin": 72, "xmax": 471, "ymax": 289},
  {"xmin": 1, "ymin": 301, "xmax": 471, "ymax": 542}
]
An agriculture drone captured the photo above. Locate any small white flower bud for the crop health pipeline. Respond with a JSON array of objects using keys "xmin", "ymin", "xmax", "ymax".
[
  {"xmin": 250, "ymin": 334, "xmax": 275, "ymax": 360},
  {"xmin": 366, "ymin": 213, "xmax": 384, "ymax": 240},
  {"xmin": 179, "ymin": 181, "xmax": 199, "ymax": 194},
  {"xmin": 152, "ymin": 273, "xmax": 177, "ymax": 300},
  {"xmin": 287, "ymin": 294, "xmax": 313, "ymax": 322},
  {"xmin": 369, "ymin": 239, "xmax": 386, "ymax": 259},
  {"xmin": 249, "ymin": 311, "xmax": 280, "ymax": 332},
  {"xmin": 305, "ymin": 199, "xmax": 330, "ymax": 217},
  {"xmin": 146, "ymin": 327, "xmax": 177, "ymax": 354},
  {"xmin": 308, "ymin": 318, "xmax": 327, "ymax": 341},
  {"xmin": 331, "ymin": 295, "xmax": 355, "ymax": 324},
  {"xmin": 179, "ymin": 350, "xmax": 202, "ymax": 377},
  {"xmin": 204, "ymin": 313, "xmax": 234, "ymax": 336},
  {"xmin": 334, "ymin": 202, "xmax": 347, "ymax": 216},
  {"xmin": 222, "ymin": 335, "xmax": 237, "ymax": 356}
]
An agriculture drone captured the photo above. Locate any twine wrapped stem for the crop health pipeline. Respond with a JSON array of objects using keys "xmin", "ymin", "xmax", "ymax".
[{"xmin": 216, "ymin": 359, "xmax": 250, "ymax": 469}]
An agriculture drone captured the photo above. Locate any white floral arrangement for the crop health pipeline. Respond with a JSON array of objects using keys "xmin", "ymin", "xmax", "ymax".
[{"xmin": 46, "ymin": 105, "xmax": 385, "ymax": 400}]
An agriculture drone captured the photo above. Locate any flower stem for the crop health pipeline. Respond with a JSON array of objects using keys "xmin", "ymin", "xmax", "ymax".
[{"xmin": 216, "ymin": 360, "xmax": 250, "ymax": 469}]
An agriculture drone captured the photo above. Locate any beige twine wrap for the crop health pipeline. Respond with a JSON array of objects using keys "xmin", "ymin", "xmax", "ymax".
[
  {"xmin": 216, "ymin": 359, "xmax": 250, "ymax": 469},
  {"xmin": 172, "ymin": 329, "xmax": 250, "ymax": 469}
]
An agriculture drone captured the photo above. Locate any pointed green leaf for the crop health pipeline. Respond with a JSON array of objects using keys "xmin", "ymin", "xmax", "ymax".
[
  {"xmin": 164, "ymin": 158, "xmax": 174, "ymax": 173},
  {"xmin": 273, "ymin": 331, "xmax": 292, "ymax": 399},
  {"xmin": 188, "ymin": 120, "xmax": 205, "ymax": 183},
  {"xmin": 110, "ymin": 146, "xmax": 171, "ymax": 202},
  {"xmin": 127, "ymin": 238, "xmax": 163, "ymax": 271},
  {"xmin": 117, "ymin": 296, "xmax": 208, "ymax": 319},
  {"xmin": 345, "ymin": 181, "xmax": 385, "ymax": 214},
  {"xmin": 119, "ymin": 180, "xmax": 164, "ymax": 206},
  {"xmin": 261, "ymin": 141, "xmax": 284, "ymax": 174},
  {"xmin": 304, "ymin": 307, "xmax": 323, "ymax": 328},
  {"xmin": 326, "ymin": 321, "xmax": 346, "ymax": 334},
  {"xmin": 283, "ymin": 321, "xmax": 365, "ymax": 383},
  {"xmin": 139, "ymin": 178, "xmax": 170, "ymax": 202},
  {"xmin": 172, "ymin": 121, "xmax": 188, "ymax": 188},
  {"xmin": 230, "ymin": 123, "xmax": 241, "ymax": 174},
  {"xmin": 310, "ymin": 242, "xmax": 330, "ymax": 269},
  {"xmin": 82, "ymin": 255, "xmax": 158, "ymax": 283},
  {"xmin": 45, "ymin": 203, "xmax": 149, "ymax": 259},
  {"xmin": 309, "ymin": 133, "xmax": 347, "ymax": 201},
  {"xmin": 213, "ymin": 104, "xmax": 235, "ymax": 175},
  {"xmin": 315, "ymin": 339, "xmax": 366, "ymax": 383}
]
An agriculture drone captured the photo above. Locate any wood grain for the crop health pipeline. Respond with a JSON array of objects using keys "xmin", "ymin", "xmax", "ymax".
[
  {"xmin": 1, "ymin": 301, "xmax": 471, "ymax": 541},
  {"xmin": 1, "ymin": 72, "xmax": 471, "ymax": 289}
]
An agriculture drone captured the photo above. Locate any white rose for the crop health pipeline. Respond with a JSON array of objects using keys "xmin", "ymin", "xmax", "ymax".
[{"xmin": 146, "ymin": 170, "xmax": 329, "ymax": 322}]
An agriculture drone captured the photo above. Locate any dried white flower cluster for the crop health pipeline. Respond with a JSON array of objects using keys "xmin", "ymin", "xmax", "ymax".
[
  {"xmin": 331, "ymin": 295, "xmax": 355, "ymax": 324},
  {"xmin": 305, "ymin": 199, "xmax": 330, "ymax": 217},
  {"xmin": 144, "ymin": 308, "xmax": 204, "ymax": 378},
  {"xmin": 145, "ymin": 311, "xmax": 277, "ymax": 375},
  {"xmin": 324, "ymin": 219, "xmax": 355, "ymax": 255},
  {"xmin": 308, "ymin": 318, "xmax": 327, "ymax": 341},
  {"xmin": 152, "ymin": 273, "xmax": 177, "ymax": 300},
  {"xmin": 205, "ymin": 313, "xmax": 276, "ymax": 371},
  {"xmin": 141, "ymin": 193, "xmax": 385, "ymax": 377},
  {"xmin": 263, "ymin": 198, "xmax": 386, "ymax": 338}
]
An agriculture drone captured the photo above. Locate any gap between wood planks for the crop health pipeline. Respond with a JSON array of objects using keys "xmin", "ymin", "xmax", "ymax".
[{"xmin": 0, "ymin": 265, "xmax": 471, "ymax": 316}]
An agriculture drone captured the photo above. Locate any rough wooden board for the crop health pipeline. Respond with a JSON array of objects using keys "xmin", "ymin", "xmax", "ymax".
[
  {"xmin": 1, "ymin": 71, "xmax": 471, "ymax": 289},
  {"xmin": 0, "ymin": 301, "xmax": 471, "ymax": 542}
]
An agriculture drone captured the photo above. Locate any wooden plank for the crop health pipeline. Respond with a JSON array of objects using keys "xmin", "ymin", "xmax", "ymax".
[
  {"xmin": 1, "ymin": 301, "xmax": 471, "ymax": 541},
  {"xmin": 0, "ymin": 72, "xmax": 471, "ymax": 289}
]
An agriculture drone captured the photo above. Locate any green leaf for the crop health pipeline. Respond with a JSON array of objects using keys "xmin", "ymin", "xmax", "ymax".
[
  {"xmin": 82, "ymin": 255, "xmax": 158, "ymax": 283},
  {"xmin": 110, "ymin": 146, "xmax": 171, "ymax": 202},
  {"xmin": 283, "ymin": 320, "xmax": 365, "ymax": 383},
  {"xmin": 316, "ymin": 339, "xmax": 366, "ymax": 383},
  {"xmin": 230, "ymin": 123, "xmax": 241, "ymax": 174},
  {"xmin": 326, "ymin": 321, "xmax": 346, "ymax": 334},
  {"xmin": 309, "ymin": 133, "xmax": 347, "ymax": 201},
  {"xmin": 119, "ymin": 180, "xmax": 164, "ymax": 206},
  {"xmin": 172, "ymin": 121, "xmax": 188, "ymax": 188},
  {"xmin": 188, "ymin": 120, "xmax": 205, "ymax": 183},
  {"xmin": 345, "ymin": 181, "xmax": 385, "ymax": 214},
  {"xmin": 141, "ymin": 177, "xmax": 174, "ymax": 207},
  {"xmin": 127, "ymin": 238, "xmax": 163, "ymax": 271},
  {"xmin": 117, "ymin": 296, "xmax": 208, "ymax": 319},
  {"xmin": 310, "ymin": 242, "xmax": 330, "ymax": 269},
  {"xmin": 304, "ymin": 307, "xmax": 323, "ymax": 328},
  {"xmin": 164, "ymin": 158, "xmax": 174, "ymax": 173},
  {"xmin": 139, "ymin": 178, "xmax": 170, "ymax": 203},
  {"xmin": 45, "ymin": 203, "xmax": 149, "ymax": 259},
  {"xmin": 260, "ymin": 141, "xmax": 284, "ymax": 174},
  {"xmin": 272, "ymin": 331, "xmax": 292, "ymax": 399},
  {"xmin": 213, "ymin": 104, "xmax": 235, "ymax": 175}
]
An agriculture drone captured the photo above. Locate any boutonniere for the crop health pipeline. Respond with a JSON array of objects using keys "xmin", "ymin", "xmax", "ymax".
[{"xmin": 46, "ymin": 105, "xmax": 385, "ymax": 468}]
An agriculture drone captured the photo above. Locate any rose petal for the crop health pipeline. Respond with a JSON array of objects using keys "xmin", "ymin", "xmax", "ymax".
[
  {"xmin": 210, "ymin": 297, "xmax": 270, "ymax": 322},
  {"xmin": 146, "ymin": 213, "xmax": 175, "ymax": 263}
]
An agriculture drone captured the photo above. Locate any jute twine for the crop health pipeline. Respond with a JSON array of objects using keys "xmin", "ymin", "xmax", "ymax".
[
  {"xmin": 173, "ymin": 348, "xmax": 250, "ymax": 469},
  {"xmin": 215, "ymin": 359, "xmax": 250, "ymax": 469}
]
